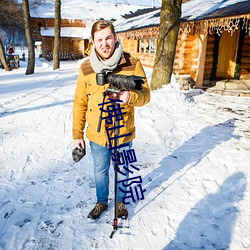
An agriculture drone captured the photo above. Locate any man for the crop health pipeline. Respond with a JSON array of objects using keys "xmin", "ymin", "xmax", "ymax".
[{"xmin": 72, "ymin": 20, "xmax": 150, "ymax": 220}]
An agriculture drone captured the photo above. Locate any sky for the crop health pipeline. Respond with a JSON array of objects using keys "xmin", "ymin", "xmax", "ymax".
[{"xmin": 0, "ymin": 48, "xmax": 249, "ymax": 250}]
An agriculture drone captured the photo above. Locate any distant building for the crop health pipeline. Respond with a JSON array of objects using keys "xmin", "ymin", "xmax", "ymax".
[
  {"xmin": 30, "ymin": 1, "xmax": 151, "ymax": 60},
  {"xmin": 31, "ymin": 17, "xmax": 92, "ymax": 60}
]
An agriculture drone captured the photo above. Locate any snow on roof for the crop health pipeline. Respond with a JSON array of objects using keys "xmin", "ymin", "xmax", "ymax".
[
  {"xmin": 30, "ymin": 0, "xmax": 151, "ymax": 20},
  {"xmin": 182, "ymin": 0, "xmax": 250, "ymax": 21},
  {"xmin": 40, "ymin": 27, "xmax": 91, "ymax": 39},
  {"xmin": 114, "ymin": 8, "xmax": 160, "ymax": 32},
  {"xmin": 114, "ymin": 0, "xmax": 250, "ymax": 32}
]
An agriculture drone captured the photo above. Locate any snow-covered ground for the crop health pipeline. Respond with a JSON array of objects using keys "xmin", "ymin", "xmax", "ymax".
[{"xmin": 0, "ymin": 49, "xmax": 250, "ymax": 250}]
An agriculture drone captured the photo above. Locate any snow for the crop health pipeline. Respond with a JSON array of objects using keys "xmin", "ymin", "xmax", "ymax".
[
  {"xmin": 30, "ymin": 0, "xmax": 152, "ymax": 20},
  {"xmin": 0, "ymin": 48, "xmax": 250, "ymax": 249},
  {"xmin": 182, "ymin": 0, "xmax": 249, "ymax": 21},
  {"xmin": 115, "ymin": 0, "xmax": 249, "ymax": 32},
  {"xmin": 40, "ymin": 27, "xmax": 92, "ymax": 39},
  {"xmin": 114, "ymin": 9, "xmax": 160, "ymax": 32},
  {"xmin": 93, "ymin": 0, "xmax": 161, "ymax": 7}
]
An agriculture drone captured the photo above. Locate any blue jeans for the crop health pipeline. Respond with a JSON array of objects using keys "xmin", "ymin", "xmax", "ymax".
[{"xmin": 90, "ymin": 141, "xmax": 132, "ymax": 205}]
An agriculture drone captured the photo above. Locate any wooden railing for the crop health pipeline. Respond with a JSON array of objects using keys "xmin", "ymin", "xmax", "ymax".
[{"xmin": 46, "ymin": 51, "xmax": 83, "ymax": 61}]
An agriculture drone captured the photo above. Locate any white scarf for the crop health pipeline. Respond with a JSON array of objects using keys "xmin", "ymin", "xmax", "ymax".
[{"xmin": 90, "ymin": 41, "xmax": 123, "ymax": 73}]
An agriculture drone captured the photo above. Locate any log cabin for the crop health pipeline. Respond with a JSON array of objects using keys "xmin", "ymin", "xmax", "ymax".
[
  {"xmin": 31, "ymin": 18, "xmax": 92, "ymax": 60},
  {"xmin": 115, "ymin": 0, "xmax": 250, "ymax": 93}
]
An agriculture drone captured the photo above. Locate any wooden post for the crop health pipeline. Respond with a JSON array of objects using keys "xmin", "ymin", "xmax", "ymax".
[
  {"xmin": 195, "ymin": 32, "xmax": 207, "ymax": 88},
  {"xmin": 144, "ymin": 38, "xmax": 146, "ymax": 54}
]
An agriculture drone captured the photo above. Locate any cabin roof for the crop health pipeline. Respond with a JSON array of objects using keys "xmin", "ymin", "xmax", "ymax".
[
  {"xmin": 115, "ymin": 0, "xmax": 250, "ymax": 32},
  {"xmin": 40, "ymin": 27, "xmax": 91, "ymax": 39},
  {"xmin": 115, "ymin": 8, "xmax": 160, "ymax": 33},
  {"xmin": 182, "ymin": 0, "xmax": 250, "ymax": 21}
]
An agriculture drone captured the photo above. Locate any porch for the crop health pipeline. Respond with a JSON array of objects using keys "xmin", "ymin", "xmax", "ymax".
[{"xmin": 205, "ymin": 79, "xmax": 250, "ymax": 97}]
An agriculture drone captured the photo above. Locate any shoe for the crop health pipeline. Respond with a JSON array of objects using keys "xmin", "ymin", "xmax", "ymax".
[
  {"xmin": 117, "ymin": 202, "xmax": 128, "ymax": 219},
  {"xmin": 87, "ymin": 202, "xmax": 108, "ymax": 220}
]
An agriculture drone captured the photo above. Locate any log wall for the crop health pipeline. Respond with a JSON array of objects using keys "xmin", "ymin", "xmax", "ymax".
[
  {"xmin": 32, "ymin": 18, "xmax": 86, "ymax": 29},
  {"xmin": 41, "ymin": 37, "xmax": 87, "ymax": 58},
  {"xmin": 240, "ymin": 34, "xmax": 250, "ymax": 79},
  {"xmin": 120, "ymin": 38, "xmax": 156, "ymax": 68},
  {"xmin": 173, "ymin": 34, "xmax": 185, "ymax": 74},
  {"xmin": 203, "ymin": 34, "xmax": 216, "ymax": 82},
  {"xmin": 173, "ymin": 34, "xmax": 199, "ymax": 81}
]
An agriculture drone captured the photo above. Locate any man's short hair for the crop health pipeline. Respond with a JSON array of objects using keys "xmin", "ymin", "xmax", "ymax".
[{"xmin": 91, "ymin": 20, "xmax": 116, "ymax": 40}]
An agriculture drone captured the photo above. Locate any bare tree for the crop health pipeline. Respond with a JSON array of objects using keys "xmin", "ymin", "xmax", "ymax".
[
  {"xmin": 29, "ymin": 0, "xmax": 47, "ymax": 8},
  {"xmin": 151, "ymin": 0, "xmax": 182, "ymax": 90},
  {"xmin": 0, "ymin": 0, "xmax": 24, "ymax": 37},
  {"xmin": 53, "ymin": 0, "xmax": 61, "ymax": 70},
  {"xmin": 22, "ymin": 0, "xmax": 35, "ymax": 75},
  {"xmin": 0, "ymin": 0, "xmax": 23, "ymax": 71},
  {"xmin": 0, "ymin": 37, "xmax": 11, "ymax": 71}
]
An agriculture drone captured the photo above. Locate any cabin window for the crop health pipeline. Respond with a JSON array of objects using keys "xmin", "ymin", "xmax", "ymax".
[
  {"xmin": 137, "ymin": 39, "xmax": 143, "ymax": 53},
  {"xmin": 137, "ymin": 38, "xmax": 156, "ymax": 54},
  {"xmin": 150, "ymin": 38, "xmax": 155, "ymax": 53}
]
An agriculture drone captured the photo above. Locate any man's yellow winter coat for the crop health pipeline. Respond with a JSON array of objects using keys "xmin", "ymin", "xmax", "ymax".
[{"xmin": 73, "ymin": 52, "xmax": 150, "ymax": 147}]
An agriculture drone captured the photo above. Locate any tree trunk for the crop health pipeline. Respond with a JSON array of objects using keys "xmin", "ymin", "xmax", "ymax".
[
  {"xmin": 0, "ymin": 37, "xmax": 11, "ymax": 71},
  {"xmin": 22, "ymin": 0, "xmax": 35, "ymax": 75},
  {"xmin": 53, "ymin": 0, "xmax": 61, "ymax": 70},
  {"xmin": 151, "ymin": 0, "xmax": 182, "ymax": 90}
]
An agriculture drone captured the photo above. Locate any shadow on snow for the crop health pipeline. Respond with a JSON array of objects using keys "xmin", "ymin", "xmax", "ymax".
[
  {"xmin": 0, "ymin": 100, "xmax": 73, "ymax": 117},
  {"xmin": 137, "ymin": 118, "xmax": 239, "ymax": 211},
  {"xmin": 164, "ymin": 172, "xmax": 247, "ymax": 249}
]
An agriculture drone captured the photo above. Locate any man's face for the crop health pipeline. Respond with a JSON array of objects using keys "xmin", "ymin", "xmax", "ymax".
[{"xmin": 93, "ymin": 27, "xmax": 117, "ymax": 60}]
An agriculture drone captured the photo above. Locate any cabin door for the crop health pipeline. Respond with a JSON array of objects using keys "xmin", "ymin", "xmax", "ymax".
[{"xmin": 216, "ymin": 30, "xmax": 239, "ymax": 79}]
